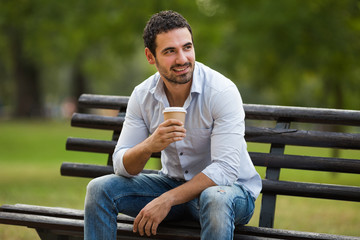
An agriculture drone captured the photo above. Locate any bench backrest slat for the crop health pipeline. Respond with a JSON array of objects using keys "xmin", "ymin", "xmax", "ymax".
[{"xmin": 77, "ymin": 94, "xmax": 360, "ymax": 126}]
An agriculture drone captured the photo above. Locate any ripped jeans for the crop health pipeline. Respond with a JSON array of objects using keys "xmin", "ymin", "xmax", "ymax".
[{"xmin": 84, "ymin": 173, "xmax": 255, "ymax": 240}]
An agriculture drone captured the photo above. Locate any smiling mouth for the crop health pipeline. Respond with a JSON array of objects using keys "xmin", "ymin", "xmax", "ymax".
[{"xmin": 172, "ymin": 63, "xmax": 191, "ymax": 73}]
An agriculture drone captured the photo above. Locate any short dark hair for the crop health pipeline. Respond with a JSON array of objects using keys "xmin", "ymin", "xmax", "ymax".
[{"xmin": 143, "ymin": 10, "xmax": 193, "ymax": 56}]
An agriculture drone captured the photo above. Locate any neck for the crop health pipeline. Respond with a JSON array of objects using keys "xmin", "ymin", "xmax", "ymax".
[{"xmin": 163, "ymin": 80, "xmax": 192, "ymax": 107}]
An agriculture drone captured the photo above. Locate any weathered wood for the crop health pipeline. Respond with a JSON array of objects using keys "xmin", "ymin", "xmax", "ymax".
[
  {"xmin": 78, "ymin": 94, "xmax": 128, "ymax": 110},
  {"xmin": 262, "ymin": 179, "xmax": 360, "ymax": 201},
  {"xmin": 250, "ymin": 152, "xmax": 360, "ymax": 174},
  {"xmin": 244, "ymin": 104, "xmax": 360, "ymax": 126},
  {"xmin": 246, "ymin": 126, "xmax": 360, "ymax": 149},
  {"xmin": 1, "ymin": 204, "xmax": 358, "ymax": 240},
  {"xmin": 61, "ymin": 151, "xmax": 360, "ymax": 179},
  {"xmin": 66, "ymin": 138, "xmax": 116, "ymax": 153},
  {"xmin": 60, "ymin": 163, "xmax": 360, "ymax": 201},
  {"xmin": 65, "ymin": 129, "xmax": 360, "ymax": 157},
  {"xmin": 77, "ymin": 94, "xmax": 360, "ymax": 126},
  {"xmin": 71, "ymin": 113, "xmax": 124, "ymax": 130},
  {"xmin": 60, "ymin": 163, "xmax": 158, "ymax": 178}
]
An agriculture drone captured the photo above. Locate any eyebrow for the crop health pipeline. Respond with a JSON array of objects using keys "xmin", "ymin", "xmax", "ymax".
[{"xmin": 161, "ymin": 42, "xmax": 193, "ymax": 54}]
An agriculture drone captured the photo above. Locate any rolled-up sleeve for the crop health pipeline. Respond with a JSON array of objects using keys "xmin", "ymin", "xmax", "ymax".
[
  {"xmin": 202, "ymin": 85, "xmax": 247, "ymax": 186},
  {"xmin": 112, "ymin": 89, "xmax": 149, "ymax": 177}
]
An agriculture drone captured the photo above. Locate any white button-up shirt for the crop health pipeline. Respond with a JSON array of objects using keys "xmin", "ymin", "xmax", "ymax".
[{"xmin": 113, "ymin": 62, "xmax": 262, "ymax": 199}]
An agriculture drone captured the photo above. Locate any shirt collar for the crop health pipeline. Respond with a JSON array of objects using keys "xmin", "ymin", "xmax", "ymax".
[{"xmin": 190, "ymin": 62, "xmax": 203, "ymax": 95}]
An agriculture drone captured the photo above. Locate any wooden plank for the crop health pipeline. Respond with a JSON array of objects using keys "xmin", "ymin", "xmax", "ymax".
[
  {"xmin": 262, "ymin": 179, "xmax": 360, "ymax": 201},
  {"xmin": 71, "ymin": 113, "xmax": 124, "ymax": 130},
  {"xmin": 60, "ymin": 163, "xmax": 158, "ymax": 178},
  {"xmin": 246, "ymin": 126, "xmax": 360, "ymax": 149},
  {"xmin": 1, "ymin": 209, "xmax": 357, "ymax": 240},
  {"xmin": 250, "ymin": 152, "xmax": 360, "ymax": 174},
  {"xmin": 235, "ymin": 225, "xmax": 360, "ymax": 240},
  {"xmin": 76, "ymin": 94, "xmax": 360, "ymax": 126},
  {"xmin": 78, "ymin": 94, "xmax": 128, "ymax": 110},
  {"xmin": 65, "ymin": 128, "xmax": 360, "ymax": 155},
  {"xmin": 60, "ymin": 163, "xmax": 360, "ymax": 201},
  {"xmin": 244, "ymin": 104, "xmax": 360, "ymax": 126},
  {"xmin": 66, "ymin": 138, "xmax": 116, "ymax": 153}
]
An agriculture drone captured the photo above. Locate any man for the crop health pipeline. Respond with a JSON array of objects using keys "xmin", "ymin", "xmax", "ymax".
[{"xmin": 84, "ymin": 10, "xmax": 262, "ymax": 240}]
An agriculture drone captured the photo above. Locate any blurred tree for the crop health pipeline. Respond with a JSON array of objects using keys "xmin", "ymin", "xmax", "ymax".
[
  {"xmin": 0, "ymin": 0, "xmax": 359, "ymax": 119},
  {"xmin": 203, "ymin": 0, "xmax": 360, "ymax": 109},
  {"xmin": 0, "ymin": 0, "xmax": 44, "ymax": 117}
]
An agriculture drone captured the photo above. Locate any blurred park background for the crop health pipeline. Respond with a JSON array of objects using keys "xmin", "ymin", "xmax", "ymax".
[{"xmin": 0, "ymin": 0, "xmax": 360, "ymax": 239}]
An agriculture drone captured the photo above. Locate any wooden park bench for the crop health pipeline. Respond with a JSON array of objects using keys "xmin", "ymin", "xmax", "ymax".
[{"xmin": 1, "ymin": 93, "xmax": 360, "ymax": 240}]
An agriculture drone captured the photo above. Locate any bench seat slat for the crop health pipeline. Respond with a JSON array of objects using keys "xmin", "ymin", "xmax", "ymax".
[{"xmin": 1, "ymin": 204, "xmax": 357, "ymax": 240}]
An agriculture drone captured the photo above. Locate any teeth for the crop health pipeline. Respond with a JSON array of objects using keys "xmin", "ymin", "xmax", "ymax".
[{"xmin": 174, "ymin": 67, "xmax": 186, "ymax": 72}]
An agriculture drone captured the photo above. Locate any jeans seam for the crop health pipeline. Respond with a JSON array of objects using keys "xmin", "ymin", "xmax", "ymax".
[{"xmin": 113, "ymin": 192, "xmax": 161, "ymax": 202}]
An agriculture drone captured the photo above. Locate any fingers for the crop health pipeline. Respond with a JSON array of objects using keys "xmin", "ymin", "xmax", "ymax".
[
  {"xmin": 133, "ymin": 212, "xmax": 159, "ymax": 237},
  {"xmin": 157, "ymin": 121, "xmax": 186, "ymax": 142},
  {"xmin": 162, "ymin": 119, "xmax": 184, "ymax": 127}
]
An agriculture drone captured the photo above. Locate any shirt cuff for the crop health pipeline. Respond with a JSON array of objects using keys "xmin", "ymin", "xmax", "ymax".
[{"xmin": 113, "ymin": 148, "xmax": 137, "ymax": 178}]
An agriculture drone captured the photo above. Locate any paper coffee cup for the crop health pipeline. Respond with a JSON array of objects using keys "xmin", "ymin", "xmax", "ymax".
[{"xmin": 163, "ymin": 107, "xmax": 187, "ymax": 124}]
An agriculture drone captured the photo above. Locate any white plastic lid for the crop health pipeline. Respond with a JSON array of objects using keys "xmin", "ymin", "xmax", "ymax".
[{"xmin": 163, "ymin": 107, "xmax": 187, "ymax": 114}]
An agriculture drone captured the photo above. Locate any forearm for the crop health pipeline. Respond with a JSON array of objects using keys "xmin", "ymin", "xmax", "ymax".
[
  {"xmin": 122, "ymin": 138, "xmax": 153, "ymax": 175},
  {"xmin": 162, "ymin": 172, "xmax": 216, "ymax": 206}
]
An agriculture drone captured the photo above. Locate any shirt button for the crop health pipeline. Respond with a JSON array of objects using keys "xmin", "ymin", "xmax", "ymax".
[
  {"xmin": 179, "ymin": 152, "xmax": 183, "ymax": 156},
  {"xmin": 185, "ymin": 170, "xmax": 189, "ymax": 174}
]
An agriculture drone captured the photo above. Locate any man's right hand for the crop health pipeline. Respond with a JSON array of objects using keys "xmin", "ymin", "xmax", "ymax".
[
  {"xmin": 122, "ymin": 119, "xmax": 186, "ymax": 175},
  {"xmin": 144, "ymin": 119, "xmax": 186, "ymax": 153}
]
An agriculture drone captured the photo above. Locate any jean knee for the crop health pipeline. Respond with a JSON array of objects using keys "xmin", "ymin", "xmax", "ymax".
[
  {"xmin": 200, "ymin": 186, "xmax": 233, "ymax": 208},
  {"xmin": 85, "ymin": 175, "xmax": 117, "ymax": 204}
]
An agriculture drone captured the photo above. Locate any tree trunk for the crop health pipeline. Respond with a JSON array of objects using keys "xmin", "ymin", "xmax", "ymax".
[
  {"xmin": 9, "ymin": 30, "xmax": 44, "ymax": 118},
  {"xmin": 71, "ymin": 59, "xmax": 89, "ymax": 113}
]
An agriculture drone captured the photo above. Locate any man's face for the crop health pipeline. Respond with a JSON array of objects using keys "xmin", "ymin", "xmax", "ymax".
[{"xmin": 153, "ymin": 28, "xmax": 195, "ymax": 85}]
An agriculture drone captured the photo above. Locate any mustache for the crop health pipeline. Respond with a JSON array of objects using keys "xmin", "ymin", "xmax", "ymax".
[{"xmin": 171, "ymin": 62, "xmax": 191, "ymax": 70}]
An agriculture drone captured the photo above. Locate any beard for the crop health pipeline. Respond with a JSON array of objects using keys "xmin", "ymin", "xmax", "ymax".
[{"xmin": 156, "ymin": 60, "xmax": 194, "ymax": 85}]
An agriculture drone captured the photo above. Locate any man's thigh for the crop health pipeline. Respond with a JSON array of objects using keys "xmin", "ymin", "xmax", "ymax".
[
  {"xmin": 194, "ymin": 184, "xmax": 255, "ymax": 225},
  {"xmin": 93, "ymin": 173, "xmax": 185, "ymax": 219}
]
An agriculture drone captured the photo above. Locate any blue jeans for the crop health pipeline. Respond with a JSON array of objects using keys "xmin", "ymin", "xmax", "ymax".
[{"xmin": 84, "ymin": 173, "xmax": 255, "ymax": 240}]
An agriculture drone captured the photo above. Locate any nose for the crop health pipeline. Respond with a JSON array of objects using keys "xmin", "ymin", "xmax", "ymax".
[{"xmin": 176, "ymin": 50, "xmax": 187, "ymax": 65}]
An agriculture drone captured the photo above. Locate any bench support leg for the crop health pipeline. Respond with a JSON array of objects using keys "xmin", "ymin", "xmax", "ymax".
[{"xmin": 259, "ymin": 121, "xmax": 290, "ymax": 228}]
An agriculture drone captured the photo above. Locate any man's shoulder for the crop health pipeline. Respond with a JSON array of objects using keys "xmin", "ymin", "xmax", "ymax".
[
  {"xmin": 195, "ymin": 62, "xmax": 236, "ymax": 92},
  {"xmin": 134, "ymin": 72, "xmax": 159, "ymax": 93}
]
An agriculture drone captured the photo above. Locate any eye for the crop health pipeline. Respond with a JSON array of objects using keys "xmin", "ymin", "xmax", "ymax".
[
  {"xmin": 184, "ymin": 45, "xmax": 192, "ymax": 51},
  {"xmin": 163, "ymin": 49, "xmax": 175, "ymax": 55}
]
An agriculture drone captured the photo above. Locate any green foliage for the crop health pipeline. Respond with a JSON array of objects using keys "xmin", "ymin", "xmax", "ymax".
[{"xmin": 0, "ymin": 0, "xmax": 359, "ymax": 116}]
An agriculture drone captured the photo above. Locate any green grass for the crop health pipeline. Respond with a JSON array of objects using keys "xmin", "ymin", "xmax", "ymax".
[{"xmin": 0, "ymin": 120, "xmax": 359, "ymax": 239}]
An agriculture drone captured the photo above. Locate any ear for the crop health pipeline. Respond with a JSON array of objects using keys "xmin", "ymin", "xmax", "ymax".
[{"xmin": 145, "ymin": 48, "xmax": 156, "ymax": 65}]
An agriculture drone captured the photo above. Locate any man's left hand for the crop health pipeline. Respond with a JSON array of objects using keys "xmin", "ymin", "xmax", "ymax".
[{"xmin": 133, "ymin": 195, "xmax": 172, "ymax": 236}]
